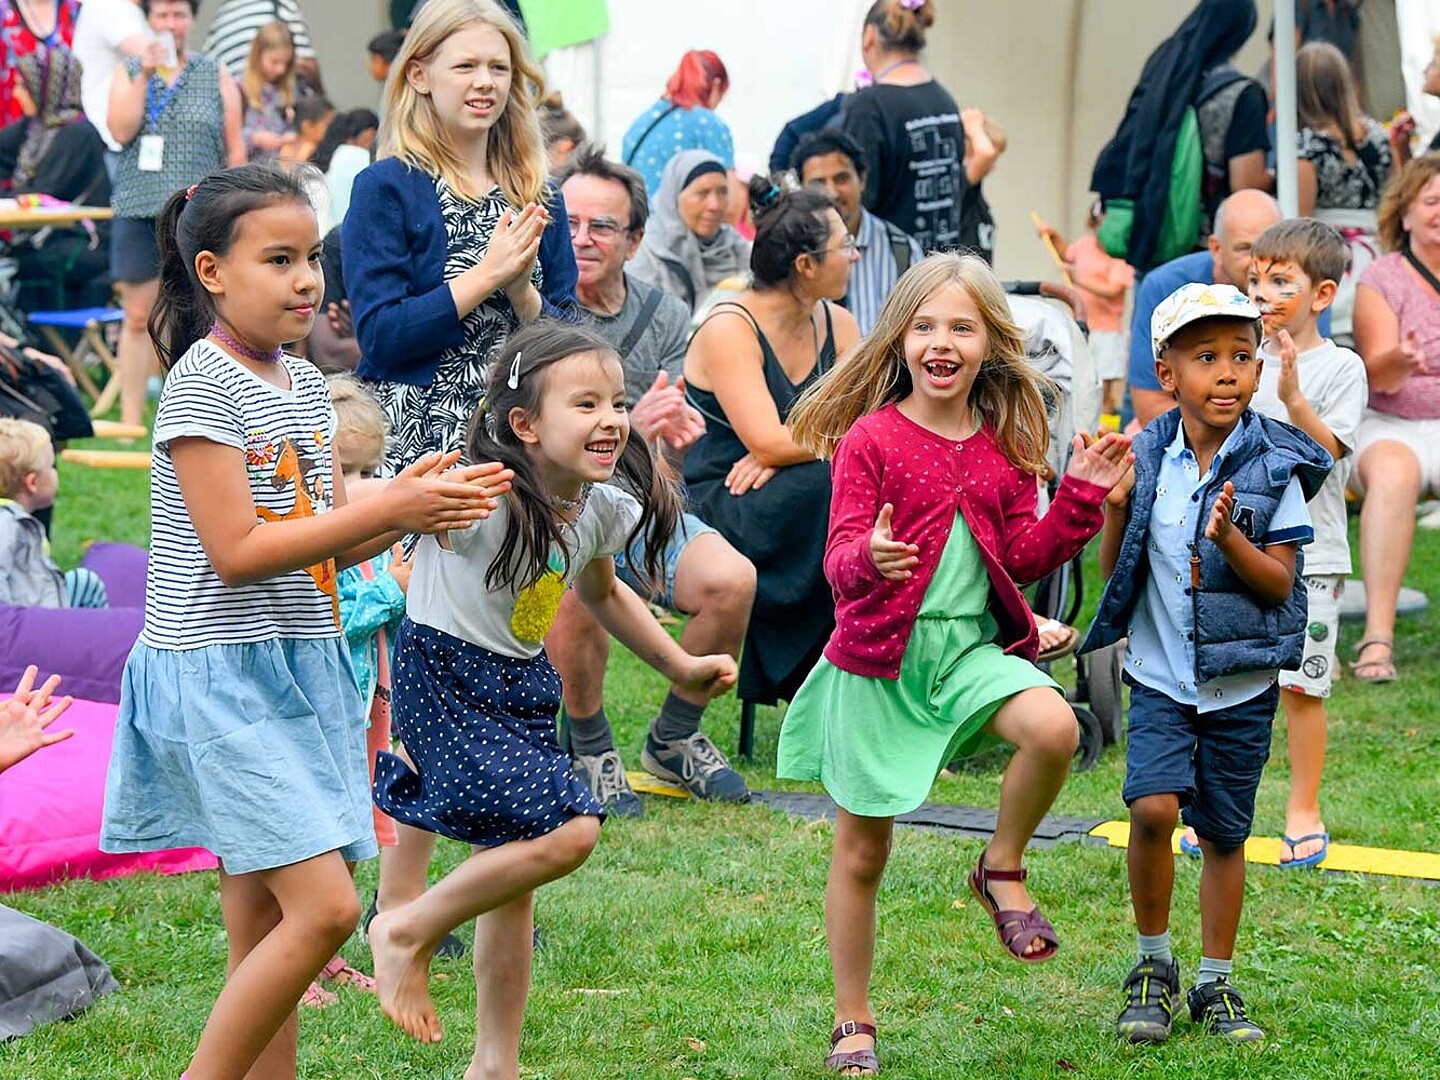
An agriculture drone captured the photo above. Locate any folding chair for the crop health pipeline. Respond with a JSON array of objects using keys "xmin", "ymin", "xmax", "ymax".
[{"xmin": 24, "ymin": 307, "xmax": 125, "ymax": 417}]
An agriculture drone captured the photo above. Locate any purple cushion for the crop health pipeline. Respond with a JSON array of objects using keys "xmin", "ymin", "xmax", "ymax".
[
  {"xmin": 78, "ymin": 542, "xmax": 148, "ymax": 609},
  {"xmin": 0, "ymin": 604, "xmax": 142, "ymax": 706}
]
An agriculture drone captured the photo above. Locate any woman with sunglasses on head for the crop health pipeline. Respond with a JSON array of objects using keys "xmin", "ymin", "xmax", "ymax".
[{"xmin": 680, "ymin": 175, "xmax": 860, "ymax": 710}]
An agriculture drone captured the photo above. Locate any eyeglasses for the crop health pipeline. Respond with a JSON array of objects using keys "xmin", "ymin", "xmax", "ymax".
[
  {"xmin": 568, "ymin": 217, "xmax": 630, "ymax": 242},
  {"xmin": 808, "ymin": 234, "xmax": 858, "ymax": 258}
]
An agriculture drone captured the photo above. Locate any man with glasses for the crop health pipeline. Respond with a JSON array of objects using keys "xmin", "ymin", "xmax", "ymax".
[
  {"xmin": 791, "ymin": 129, "xmax": 923, "ymax": 334},
  {"xmin": 547, "ymin": 144, "xmax": 757, "ymax": 816}
]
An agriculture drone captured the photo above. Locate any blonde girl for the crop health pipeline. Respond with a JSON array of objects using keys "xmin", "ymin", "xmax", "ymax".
[
  {"xmin": 241, "ymin": 20, "xmax": 299, "ymax": 162},
  {"xmin": 781, "ymin": 253, "xmax": 1133, "ymax": 1075}
]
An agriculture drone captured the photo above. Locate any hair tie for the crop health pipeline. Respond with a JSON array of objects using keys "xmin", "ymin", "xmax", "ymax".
[
  {"xmin": 185, "ymin": 183, "xmax": 200, "ymax": 201},
  {"xmin": 507, "ymin": 350, "xmax": 523, "ymax": 390},
  {"xmin": 754, "ymin": 180, "xmax": 783, "ymax": 212},
  {"xmin": 898, "ymin": 0, "xmax": 925, "ymax": 9}
]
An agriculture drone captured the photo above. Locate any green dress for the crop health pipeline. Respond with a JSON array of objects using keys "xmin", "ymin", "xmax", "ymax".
[{"xmin": 776, "ymin": 513, "xmax": 1059, "ymax": 817}]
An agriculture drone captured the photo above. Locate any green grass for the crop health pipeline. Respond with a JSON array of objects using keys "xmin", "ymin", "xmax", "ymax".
[{"xmin": 5, "ymin": 464, "xmax": 1438, "ymax": 1077}]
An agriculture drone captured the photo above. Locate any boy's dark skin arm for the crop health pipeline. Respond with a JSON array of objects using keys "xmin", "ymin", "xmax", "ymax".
[
  {"xmin": 1206, "ymin": 480, "xmax": 1297, "ymax": 606},
  {"xmin": 1098, "ymin": 466, "xmax": 1134, "ymax": 579}
]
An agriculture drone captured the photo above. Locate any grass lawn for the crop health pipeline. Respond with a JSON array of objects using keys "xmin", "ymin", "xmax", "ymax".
[{"xmin": 4, "ymin": 454, "xmax": 1438, "ymax": 1078}]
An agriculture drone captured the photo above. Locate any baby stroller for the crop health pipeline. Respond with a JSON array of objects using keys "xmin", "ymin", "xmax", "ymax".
[{"xmin": 1004, "ymin": 281, "xmax": 1124, "ymax": 772}]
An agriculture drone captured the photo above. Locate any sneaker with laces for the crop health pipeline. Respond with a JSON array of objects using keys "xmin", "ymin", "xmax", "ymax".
[
  {"xmin": 1115, "ymin": 955, "xmax": 1181, "ymax": 1043},
  {"xmin": 572, "ymin": 749, "xmax": 644, "ymax": 818},
  {"xmin": 640, "ymin": 729, "xmax": 750, "ymax": 802},
  {"xmin": 1187, "ymin": 977, "xmax": 1265, "ymax": 1042}
]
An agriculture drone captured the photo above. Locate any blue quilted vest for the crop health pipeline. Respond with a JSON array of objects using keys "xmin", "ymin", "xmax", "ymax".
[{"xmin": 1080, "ymin": 408, "xmax": 1332, "ymax": 683}]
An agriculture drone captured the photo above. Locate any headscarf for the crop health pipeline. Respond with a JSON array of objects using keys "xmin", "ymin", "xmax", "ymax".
[
  {"xmin": 1090, "ymin": 0, "xmax": 1258, "ymax": 269},
  {"xmin": 13, "ymin": 47, "xmax": 84, "ymax": 188},
  {"xmin": 631, "ymin": 149, "xmax": 750, "ymax": 312}
]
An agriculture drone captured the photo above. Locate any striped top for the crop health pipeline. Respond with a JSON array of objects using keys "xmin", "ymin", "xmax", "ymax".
[
  {"xmin": 111, "ymin": 54, "xmax": 226, "ymax": 219},
  {"xmin": 846, "ymin": 208, "xmax": 923, "ymax": 336},
  {"xmin": 202, "ymin": 0, "xmax": 315, "ymax": 78},
  {"xmin": 143, "ymin": 341, "xmax": 342, "ymax": 650}
]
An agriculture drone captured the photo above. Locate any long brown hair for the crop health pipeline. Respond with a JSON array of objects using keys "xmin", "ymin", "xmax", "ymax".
[
  {"xmin": 242, "ymin": 21, "xmax": 297, "ymax": 112},
  {"xmin": 788, "ymin": 253, "xmax": 1053, "ymax": 475},
  {"xmin": 1296, "ymin": 41, "xmax": 1366, "ymax": 151},
  {"xmin": 378, "ymin": 0, "xmax": 548, "ymax": 206},
  {"xmin": 465, "ymin": 321, "xmax": 681, "ymax": 593}
]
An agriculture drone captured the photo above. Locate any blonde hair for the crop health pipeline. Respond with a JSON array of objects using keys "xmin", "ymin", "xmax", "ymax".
[
  {"xmin": 0, "ymin": 418, "xmax": 52, "ymax": 498},
  {"xmin": 243, "ymin": 21, "xmax": 297, "ymax": 112},
  {"xmin": 1378, "ymin": 152, "xmax": 1440, "ymax": 253},
  {"xmin": 328, "ymin": 374, "xmax": 388, "ymax": 475},
  {"xmin": 378, "ymin": 0, "xmax": 548, "ymax": 206},
  {"xmin": 788, "ymin": 253, "xmax": 1053, "ymax": 475}
]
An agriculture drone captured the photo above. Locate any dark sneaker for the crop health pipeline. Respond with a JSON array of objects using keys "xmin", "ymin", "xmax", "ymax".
[
  {"xmin": 1116, "ymin": 956, "xmax": 1181, "ymax": 1043},
  {"xmin": 572, "ymin": 749, "xmax": 644, "ymax": 818},
  {"xmin": 641, "ymin": 729, "xmax": 750, "ymax": 802},
  {"xmin": 1187, "ymin": 977, "xmax": 1265, "ymax": 1042}
]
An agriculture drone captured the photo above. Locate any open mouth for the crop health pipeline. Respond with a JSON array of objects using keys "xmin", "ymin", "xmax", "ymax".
[
  {"xmin": 585, "ymin": 439, "xmax": 618, "ymax": 464},
  {"xmin": 467, "ymin": 99, "xmax": 496, "ymax": 115},
  {"xmin": 922, "ymin": 359, "xmax": 961, "ymax": 387}
]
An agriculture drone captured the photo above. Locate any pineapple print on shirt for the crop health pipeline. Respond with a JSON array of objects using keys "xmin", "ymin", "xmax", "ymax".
[{"xmin": 511, "ymin": 550, "xmax": 567, "ymax": 644}]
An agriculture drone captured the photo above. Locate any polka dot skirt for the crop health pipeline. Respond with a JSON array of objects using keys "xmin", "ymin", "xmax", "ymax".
[{"xmin": 374, "ymin": 619, "xmax": 604, "ymax": 847}]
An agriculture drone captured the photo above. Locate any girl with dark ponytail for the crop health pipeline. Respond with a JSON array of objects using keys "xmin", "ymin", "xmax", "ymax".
[
  {"xmin": 101, "ymin": 161, "xmax": 511, "ymax": 1080},
  {"xmin": 366, "ymin": 318, "xmax": 736, "ymax": 1068},
  {"xmin": 678, "ymin": 175, "xmax": 860, "ymax": 706}
]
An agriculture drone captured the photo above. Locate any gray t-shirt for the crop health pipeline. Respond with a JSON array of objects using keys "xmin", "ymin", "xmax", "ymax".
[
  {"xmin": 584, "ymin": 273, "xmax": 690, "ymax": 407},
  {"xmin": 1251, "ymin": 338, "xmax": 1368, "ymax": 576}
]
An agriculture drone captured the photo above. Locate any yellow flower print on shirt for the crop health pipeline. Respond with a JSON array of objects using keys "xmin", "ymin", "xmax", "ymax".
[{"xmin": 511, "ymin": 551, "xmax": 567, "ymax": 644}]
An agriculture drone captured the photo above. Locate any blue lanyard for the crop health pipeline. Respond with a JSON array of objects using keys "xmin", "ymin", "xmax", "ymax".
[{"xmin": 144, "ymin": 62, "xmax": 188, "ymax": 132}]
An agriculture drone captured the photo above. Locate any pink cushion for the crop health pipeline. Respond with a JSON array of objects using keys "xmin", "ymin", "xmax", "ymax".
[{"xmin": 0, "ymin": 698, "xmax": 216, "ymax": 892}]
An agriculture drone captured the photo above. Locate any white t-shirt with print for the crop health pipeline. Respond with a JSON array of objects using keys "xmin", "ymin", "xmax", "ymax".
[
  {"xmin": 143, "ymin": 342, "xmax": 341, "ymax": 649},
  {"xmin": 1251, "ymin": 338, "xmax": 1368, "ymax": 576},
  {"xmin": 406, "ymin": 484, "xmax": 641, "ymax": 659}
]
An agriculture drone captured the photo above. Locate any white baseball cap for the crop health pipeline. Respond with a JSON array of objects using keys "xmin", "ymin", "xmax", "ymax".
[{"xmin": 1151, "ymin": 282, "xmax": 1262, "ymax": 358}]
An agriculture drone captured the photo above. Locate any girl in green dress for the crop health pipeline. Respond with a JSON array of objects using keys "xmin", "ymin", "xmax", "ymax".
[{"xmin": 782, "ymin": 252, "xmax": 1134, "ymax": 1075}]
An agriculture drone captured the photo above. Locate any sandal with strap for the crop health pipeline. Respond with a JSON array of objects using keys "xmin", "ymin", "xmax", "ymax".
[
  {"xmin": 300, "ymin": 980, "xmax": 338, "ymax": 1008},
  {"xmin": 1350, "ymin": 636, "xmax": 1397, "ymax": 683},
  {"xmin": 826, "ymin": 1020, "xmax": 879, "ymax": 1075},
  {"xmin": 968, "ymin": 855, "xmax": 1060, "ymax": 964},
  {"xmin": 319, "ymin": 954, "xmax": 377, "ymax": 993}
]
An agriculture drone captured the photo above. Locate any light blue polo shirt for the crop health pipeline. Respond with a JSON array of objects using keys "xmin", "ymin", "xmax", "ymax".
[{"xmin": 1124, "ymin": 418, "xmax": 1313, "ymax": 712}]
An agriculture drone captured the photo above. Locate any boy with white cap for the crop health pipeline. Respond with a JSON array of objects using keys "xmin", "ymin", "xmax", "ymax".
[{"xmin": 1079, "ymin": 283, "xmax": 1333, "ymax": 1045}]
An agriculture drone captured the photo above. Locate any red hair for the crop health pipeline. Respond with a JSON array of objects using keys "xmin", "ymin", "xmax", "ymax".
[{"xmin": 663, "ymin": 50, "xmax": 729, "ymax": 110}]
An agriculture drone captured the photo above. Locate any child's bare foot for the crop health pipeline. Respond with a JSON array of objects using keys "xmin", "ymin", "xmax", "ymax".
[
  {"xmin": 368, "ymin": 907, "xmax": 442, "ymax": 1043},
  {"xmin": 1281, "ymin": 812, "xmax": 1327, "ymax": 864}
]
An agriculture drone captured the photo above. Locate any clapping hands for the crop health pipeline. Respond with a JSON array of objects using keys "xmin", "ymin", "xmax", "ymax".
[
  {"xmin": 630, "ymin": 371, "xmax": 706, "ymax": 451},
  {"xmin": 1066, "ymin": 431, "xmax": 1134, "ymax": 494},
  {"xmin": 0, "ymin": 666, "xmax": 74, "ymax": 773}
]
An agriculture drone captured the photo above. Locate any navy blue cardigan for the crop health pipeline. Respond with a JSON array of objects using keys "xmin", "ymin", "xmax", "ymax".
[{"xmin": 341, "ymin": 156, "xmax": 579, "ymax": 386}]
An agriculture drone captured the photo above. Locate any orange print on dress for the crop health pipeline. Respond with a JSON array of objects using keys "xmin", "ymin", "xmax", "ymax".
[{"xmin": 254, "ymin": 436, "xmax": 340, "ymax": 625}]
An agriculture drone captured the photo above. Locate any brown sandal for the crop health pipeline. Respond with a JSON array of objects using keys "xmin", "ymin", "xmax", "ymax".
[
  {"xmin": 968, "ymin": 856, "xmax": 1060, "ymax": 964},
  {"xmin": 826, "ymin": 1020, "xmax": 879, "ymax": 1075},
  {"xmin": 1351, "ymin": 636, "xmax": 1397, "ymax": 683}
]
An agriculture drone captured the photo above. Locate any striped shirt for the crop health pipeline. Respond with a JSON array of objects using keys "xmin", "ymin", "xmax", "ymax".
[
  {"xmin": 846, "ymin": 209, "xmax": 923, "ymax": 336},
  {"xmin": 202, "ymin": 0, "xmax": 315, "ymax": 78},
  {"xmin": 143, "ymin": 342, "xmax": 341, "ymax": 650}
]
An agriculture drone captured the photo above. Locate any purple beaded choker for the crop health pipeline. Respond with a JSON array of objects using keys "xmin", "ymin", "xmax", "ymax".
[{"xmin": 210, "ymin": 321, "xmax": 282, "ymax": 364}]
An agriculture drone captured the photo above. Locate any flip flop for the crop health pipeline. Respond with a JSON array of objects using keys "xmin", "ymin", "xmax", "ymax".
[
  {"xmin": 1179, "ymin": 829, "xmax": 1201, "ymax": 858},
  {"xmin": 1280, "ymin": 832, "xmax": 1329, "ymax": 869},
  {"xmin": 1036, "ymin": 618, "xmax": 1080, "ymax": 663}
]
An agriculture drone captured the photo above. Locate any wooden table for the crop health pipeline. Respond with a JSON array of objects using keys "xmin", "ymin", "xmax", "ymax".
[{"xmin": 0, "ymin": 204, "xmax": 114, "ymax": 229}]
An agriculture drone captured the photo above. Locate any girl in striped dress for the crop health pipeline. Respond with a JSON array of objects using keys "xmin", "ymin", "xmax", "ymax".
[{"xmin": 99, "ymin": 163, "xmax": 512, "ymax": 1080}]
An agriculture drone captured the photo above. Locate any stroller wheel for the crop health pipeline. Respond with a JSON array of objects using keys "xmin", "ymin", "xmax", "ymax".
[
  {"xmin": 1071, "ymin": 705, "xmax": 1104, "ymax": 772},
  {"xmin": 1088, "ymin": 641, "xmax": 1125, "ymax": 745}
]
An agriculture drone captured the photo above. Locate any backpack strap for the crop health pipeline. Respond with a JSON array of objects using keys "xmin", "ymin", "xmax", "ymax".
[
  {"xmin": 616, "ymin": 283, "xmax": 666, "ymax": 359},
  {"xmin": 884, "ymin": 220, "xmax": 913, "ymax": 274}
]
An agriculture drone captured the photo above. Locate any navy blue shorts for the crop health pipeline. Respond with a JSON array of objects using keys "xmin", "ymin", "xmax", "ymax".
[{"xmin": 1122, "ymin": 676, "xmax": 1279, "ymax": 849}]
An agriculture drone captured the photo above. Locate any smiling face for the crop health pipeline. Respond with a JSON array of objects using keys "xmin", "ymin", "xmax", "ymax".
[
  {"xmin": 1155, "ymin": 317, "xmax": 1262, "ymax": 434},
  {"xmin": 1403, "ymin": 174, "xmax": 1440, "ymax": 252},
  {"xmin": 677, "ymin": 171, "xmax": 729, "ymax": 240},
  {"xmin": 408, "ymin": 21, "xmax": 513, "ymax": 142},
  {"xmin": 1247, "ymin": 256, "xmax": 1328, "ymax": 337},
  {"xmin": 901, "ymin": 281, "xmax": 990, "ymax": 413},
  {"xmin": 799, "ymin": 151, "xmax": 864, "ymax": 234},
  {"xmin": 197, "ymin": 199, "xmax": 323, "ymax": 354},
  {"xmin": 561, "ymin": 173, "xmax": 639, "ymax": 297},
  {"xmin": 513, "ymin": 352, "xmax": 631, "ymax": 491}
]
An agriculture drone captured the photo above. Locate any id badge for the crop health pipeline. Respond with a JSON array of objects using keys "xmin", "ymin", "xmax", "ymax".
[{"xmin": 138, "ymin": 134, "xmax": 164, "ymax": 172}]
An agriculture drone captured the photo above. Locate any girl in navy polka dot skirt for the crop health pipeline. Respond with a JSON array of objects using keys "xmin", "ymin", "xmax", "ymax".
[{"xmin": 368, "ymin": 320, "xmax": 738, "ymax": 1069}]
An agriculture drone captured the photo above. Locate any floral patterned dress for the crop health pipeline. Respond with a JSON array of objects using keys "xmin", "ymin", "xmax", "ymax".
[{"xmin": 1, "ymin": 0, "xmax": 78, "ymax": 127}]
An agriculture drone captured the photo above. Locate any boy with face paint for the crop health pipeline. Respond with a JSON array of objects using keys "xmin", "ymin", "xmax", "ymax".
[{"xmin": 1234, "ymin": 219, "xmax": 1367, "ymax": 869}]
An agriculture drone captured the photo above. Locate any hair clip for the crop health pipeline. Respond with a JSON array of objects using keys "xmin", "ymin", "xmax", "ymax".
[
  {"xmin": 507, "ymin": 350, "xmax": 523, "ymax": 390},
  {"xmin": 754, "ymin": 181, "xmax": 783, "ymax": 211},
  {"xmin": 898, "ymin": 0, "xmax": 925, "ymax": 9},
  {"xmin": 854, "ymin": 68, "xmax": 874, "ymax": 89},
  {"xmin": 185, "ymin": 183, "xmax": 199, "ymax": 201}
]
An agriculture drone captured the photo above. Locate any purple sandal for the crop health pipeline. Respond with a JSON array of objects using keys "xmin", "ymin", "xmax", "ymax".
[
  {"xmin": 826, "ymin": 1020, "xmax": 880, "ymax": 1074},
  {"xmin": 968, "ymin": 856, "xmax": 1060, "ymax": 964}
]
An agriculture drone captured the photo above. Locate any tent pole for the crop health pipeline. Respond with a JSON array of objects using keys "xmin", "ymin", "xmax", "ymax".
[{"xmin": 1274, "ymin": 0, "xmax": 1299, "ymax": 217}]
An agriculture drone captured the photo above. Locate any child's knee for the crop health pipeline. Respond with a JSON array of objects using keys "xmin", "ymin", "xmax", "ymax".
[
  {"xmin": 307, "ymin": 888, "xmax": 362, "ymax": 946},
  {"xmin": 543, "ymin": 814, "xmax": 601, "ymax": 875},
  {"xmin": 835, "ymin": 830, "xmax": 891, "ymax": 884},
  {"xmin": 1129, "ymin": 794, "xmax": 1180, "ymax": 838}
]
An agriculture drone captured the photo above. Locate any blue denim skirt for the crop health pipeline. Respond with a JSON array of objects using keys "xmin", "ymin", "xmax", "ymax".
[{"xmin": 100, "ymin": 637, "xmax": 378, "ymax": 874}]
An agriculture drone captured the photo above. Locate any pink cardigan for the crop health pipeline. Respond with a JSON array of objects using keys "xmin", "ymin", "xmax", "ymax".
[{"xmin": 823, "ymin": 404, "xmax": 1107, "ymax": 679}]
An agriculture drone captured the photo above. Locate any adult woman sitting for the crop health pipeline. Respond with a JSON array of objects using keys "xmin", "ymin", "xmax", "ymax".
[
  {"xmin": 107, "ymin": 0, "xmax": 243, "ymax": 426},
  {"xmin": 1350, "ymin": 154, "xmax": 1440, "ymax": 683},
  {"xmin": 683, "ymin": 176, "xmax": 860, "ymax": 705},
  {"xmin": 629, "ymin": 149, "xmax": 749, "ymax": 317},
  {"xmin": 1295, "ymin": 40, "xmax": 1392, "ymax": 344},
  {"xmin": 621, "ymin": 49, "xmax": 732, "ymax": 197},
  {"xmin": 0, "ymin": 48, "xmax": 111, "ymax": 310}
]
